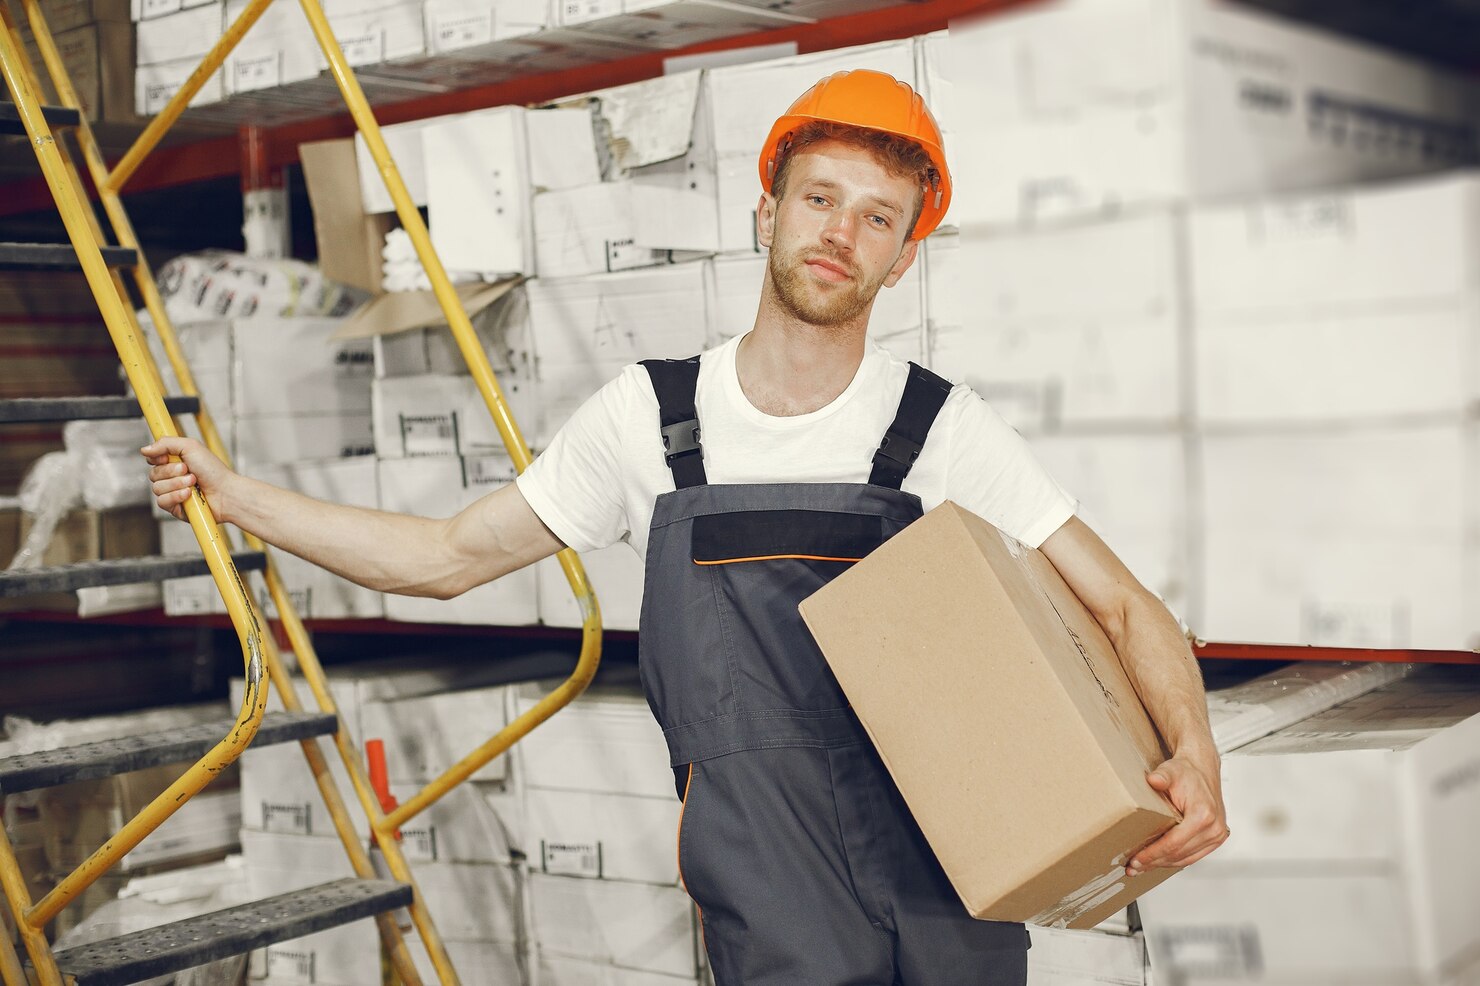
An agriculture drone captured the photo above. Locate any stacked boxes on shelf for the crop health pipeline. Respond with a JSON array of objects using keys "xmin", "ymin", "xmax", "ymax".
[
  {"xmin": 1188, "ymin": 173, "xmax": 1480, "ymax": 651},
  {"xmin": 231, "ymin": 661, "xmax": 527, "ymax": 984},
  {"xmin": 1140, "ymin": 667, "xmax": 1480, "ymax": 985},
  {"xmin": 13, "ymin": 0, "xmax": 137, "ymax": 123},
  {"xmin": 155, "ymin": 314, "xmax": 379, "ymax": 619},
  {"xmin": 929, "ymin": 2, "xmax": 1480, "ymax": 641},
  {"xmin": 131, "ymin": 0, "xmax": 225, "ymax": 114},
  {"xmin": 515, "ymin": 681, "xmax": 705, "ymax": 986}
]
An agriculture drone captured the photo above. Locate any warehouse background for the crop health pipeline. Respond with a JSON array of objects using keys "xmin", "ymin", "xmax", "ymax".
[{"xmin": 2, "ymin": 0, "xmax": 1479, "ymax": 984}]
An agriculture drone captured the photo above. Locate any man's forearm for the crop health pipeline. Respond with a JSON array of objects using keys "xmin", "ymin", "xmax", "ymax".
[
  {"xmin": 1108, "ymin": 592, "xmax": 1218, "ymax": 768},
  {"xmin": 222, "ymin": 474, "xmax": 463, "ymax": 598}
]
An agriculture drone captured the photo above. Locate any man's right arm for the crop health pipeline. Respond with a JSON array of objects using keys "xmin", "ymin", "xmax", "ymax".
[{"xmin": 143, "ymin": 437, "xmax": 564, "ymax": 599}]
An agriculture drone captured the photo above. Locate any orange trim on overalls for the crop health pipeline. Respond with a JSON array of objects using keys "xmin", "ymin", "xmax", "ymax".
[
  {"xmin": 693, "ymin": 554, "xmax": 864, "ymax": 566},
  {"xmin": 677, "ymin": 762, "xmax": 708, "ymax": 957}
]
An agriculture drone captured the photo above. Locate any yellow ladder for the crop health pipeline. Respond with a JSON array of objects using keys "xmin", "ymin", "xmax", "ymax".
[{"xmin": 0, "ymin": 0, "xmax": 602, "ymax": 980}]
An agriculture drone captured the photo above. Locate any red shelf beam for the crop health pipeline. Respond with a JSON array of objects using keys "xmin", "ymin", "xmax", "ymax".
[{"xmin": 0, "ymin": 0, "xmax": 1026, "ymax": 216}]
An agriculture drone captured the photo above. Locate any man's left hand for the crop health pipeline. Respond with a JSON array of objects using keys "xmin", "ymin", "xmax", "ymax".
[{"xmin": 1126, "ymin": 755, "xmax": 1229, "ymax": 876}]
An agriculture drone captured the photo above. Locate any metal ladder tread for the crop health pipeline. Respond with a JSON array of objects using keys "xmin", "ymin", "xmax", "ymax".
[
  {"xmin": 0, "ymin": 550, "xmax": 268, "ymax": 598},
  {"xmin": 49, "ymin": 878, "xmax": 412, "ymax": 985},
  {"xmin": 0, "ymin": 710, "xmax": 340, "ymax": 793},
  {"xmin": 0, "ymin": 101, "xmax": 80, "ymax": 135},
  {"xmin": 0, "ymin": 395, "xmax": 200, "ymax": 423},
  {"xmin": 0, "ymin": 242, "xmax": 136, "ymax": 270}
]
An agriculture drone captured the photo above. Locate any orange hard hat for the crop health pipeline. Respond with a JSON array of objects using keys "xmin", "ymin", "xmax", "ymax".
[{"xmin": 758, "ymin": 69, "xmax": 951, "ymax": 241}]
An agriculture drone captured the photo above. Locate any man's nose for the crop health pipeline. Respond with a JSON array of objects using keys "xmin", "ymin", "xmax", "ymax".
[{"xmin": 821, "ymin": 210, "xmax": 855, "ymax": 251}]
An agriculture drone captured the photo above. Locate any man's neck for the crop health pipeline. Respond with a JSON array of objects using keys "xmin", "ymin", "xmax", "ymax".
[{"xmin": 739, "ymin": 291, "xmax": 869, "ymax": 417}]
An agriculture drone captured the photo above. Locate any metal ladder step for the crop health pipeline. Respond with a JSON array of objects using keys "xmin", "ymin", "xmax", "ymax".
[
  {"xmin": 0, "ymin": 242, "xmax": 136, "ymax": 270},
  {"xmin": 0, "ymin": 550, "xmax": 268, "ymax": 598},
  {"xmin": 0, "ymin": 101, "xmax": 80, "ymax": 135},
  {"xmin": 0, "ymin": 710, "xmax": 339, "ymax": 793},
  {"xmin": 49, "ymin": 878, "xmax": 412, "ymax": 986},
  {"xmin": 0, "ymin": 395, "xmax": 200, "ymax": 423}
]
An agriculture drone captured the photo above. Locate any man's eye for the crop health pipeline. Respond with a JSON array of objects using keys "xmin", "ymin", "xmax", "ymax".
[
  {"xmin": 808, "ymin": 195, "xmax": 828, "ymax": 205},
  {"xmin": 868, "ymin": 215, "xmax": 889, "ymax": 227}
]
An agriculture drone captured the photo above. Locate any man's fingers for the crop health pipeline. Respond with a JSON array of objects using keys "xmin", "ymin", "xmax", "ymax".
[{"xmin": 1129, "ymin": 817, "xmax": 1228, "ymax": 873}]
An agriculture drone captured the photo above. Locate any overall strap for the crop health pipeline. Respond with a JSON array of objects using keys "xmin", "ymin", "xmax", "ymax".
[
  {"xmin": 869, "ymin": 362, "xmax": 953, "ymax": 490},
  {"xmin": 641, "ymin": 356, "xmax": 707, "ymax": 489}
]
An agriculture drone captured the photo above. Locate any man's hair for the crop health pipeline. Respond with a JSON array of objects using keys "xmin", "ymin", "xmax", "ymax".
[{"xmin": 770, "ymin": 120, "xmax": 932, "ymax": 235}]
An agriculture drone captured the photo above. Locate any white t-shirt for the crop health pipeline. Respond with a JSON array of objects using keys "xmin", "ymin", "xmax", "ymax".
[{"xmin": 517, "ymin": 333, "xmax": 1076, "ymax": 561}]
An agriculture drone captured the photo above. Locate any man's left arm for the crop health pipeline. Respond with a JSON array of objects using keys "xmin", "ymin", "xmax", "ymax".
[{"xmin": 1038, "ymin": 515, "xmax": 1230, "ymax": 876}]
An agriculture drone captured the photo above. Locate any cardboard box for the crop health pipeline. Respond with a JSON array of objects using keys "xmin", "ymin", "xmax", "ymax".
[
  {"xmin": 134, "ymin": 55, "xmax": 223, "ymax": 115},
  {"xmin": 556, "ymin": 0, "xmax": 795, "ymax": 51},
  {"xmin": 513, "ymin": 682, "xmax": 673, "ymax": 801},
  {"xmin": 404, "ymin": 934, "xmax": 524, "ymax": 985},
  {"xmin": 1030, "ymin": 432, "xmax": 1191, "ymax": 624},
  {"xmin": 375, "ymin": 454, "xmax": 541, "ymax": 626},
  {"xmin": 361, "ymin": 683, "xmax": 512, "ymax": 785},
  {"xmin": 1199, "ymin": 423, "xmax": 1479, "ymax": 651},
  {"xmin": 232, "ymin": 413, "xmax": 374, "ymax": 471},
  {"xmin": 948, "ymin": 0, "xmax": 1480, "ymax": 227},
  {"xmin": 799, "ymin": 502, "xmax": 1180, "ymax": 929},
  {"xmin": 4, "ymin": 506, "xmax": 159, "ymax": 613},
  {"xmin": 224, "ymin": 0, "xmax": 323, "ymax": 94},
  {"xmin": 31, "ymin": 20, "xmax": 137, "ymax": 124},
  {"xmin": 232, "ymin": 317, "xmax": 373, "ymax": 417},
  {"xmin": 706, "ymin": 251, "xmax": 925, "ymax": 362},
  {"xmin": 1139, "ymin": 669, "xmax": 1480, "ymax": 985},
  {"xmin": 525, "ymin": 785, "xmax": 681, "ymax": 885},
  {"xmin": 25, "ymin": 0, "xmax": 130, "ymax": 34},
  {"xmin": 421, "ymin": 0, "xmax": 548, "ymax": 54},
  {"xmin": 537, "ymin": 956, "xmax": 703, "ymax": 986},
  {"xmin": 533, "ymin": 182, "xmax": 674, "ymax": 278},
  {"xmin": 536, "ymin": 542, "xmax": 643, "ymax": 631},
  {"xmin": 370, "ymin": 372, "xmax": 538, "ymax": 458},
  {"xmin": 133, "ymin": 1, "xmax": 220, "ymax": 64},
  {"xmin": 529, "ymin": 872, "xmax": 703, "ymax": 979},
  {"xmin": 527, "ymin": 265, "xmax": 708, "ymax": 447},
  {"xmin": 1028, "ymin": 927, "xmax": 1147, "ymax": 986},
  {"xmin": 1191, "ymin": 173, "xmax": 1480, "ymax": 426},
  {"xmin": 927, "ymin": 211, "xmax": 1185, "ymax": 433}
]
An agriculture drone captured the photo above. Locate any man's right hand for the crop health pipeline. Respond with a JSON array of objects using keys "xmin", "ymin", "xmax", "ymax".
[{"xmin": 141, "ymin": 436, "xmax": 235, "ymax": 522}]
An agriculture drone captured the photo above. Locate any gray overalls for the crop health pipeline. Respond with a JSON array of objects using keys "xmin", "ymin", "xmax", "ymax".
[{"xmin": 637, "ymin": 356, "xmax": 1029, "ymax": 986}]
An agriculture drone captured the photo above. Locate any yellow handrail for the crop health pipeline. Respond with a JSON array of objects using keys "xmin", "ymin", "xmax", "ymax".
[
  {"xmin": 0, "ymin": 3, "xmax": 269, "ymax": 939},
  {"xmin": 295, "ymin": 0, "xmax": 605, "ymax": 847}
]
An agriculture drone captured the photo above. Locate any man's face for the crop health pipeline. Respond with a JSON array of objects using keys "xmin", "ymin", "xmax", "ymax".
[{"xmin": 757, "ymin": 139, "xmax": 921, "ymax": 330}]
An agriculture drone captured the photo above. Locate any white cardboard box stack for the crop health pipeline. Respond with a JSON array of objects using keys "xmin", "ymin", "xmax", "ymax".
[
  {"xmin": 945, "ymin": 0, "xmax": 1480, "ymax": 229},
  {"xmin": 1139, "ymin": 667, "xmax": 1480, "ymax": 985},
  {"xmin": 376, "ymin": 453, "xmax": 542, "ymax": 625},
  {"xmin": 924, "ymin": 219, "xmax": 1195, "ymax": 624},
  {"xmin": 131, "ymin": 0, "xmax": 224, "ymax": 112},
  {"xmin": 515, "ymin": 681, "xmax": 704, "ymax": 985},
  {"xmin": 1188, "ymin": 172, "xmax": 1480, "ymax": 651},
  {"xmin": 232, "ymin": 664, "xmax": 527, "ymax": 983}
]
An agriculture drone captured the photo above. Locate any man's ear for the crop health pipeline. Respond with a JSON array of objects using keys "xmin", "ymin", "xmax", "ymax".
[
  {"xmin": 756, "ymin": 192, "xmax": 777, "ymax": 249},
  {"xmin": 883, "ymin": 238, "xmax": 920, "ymax": 288}
]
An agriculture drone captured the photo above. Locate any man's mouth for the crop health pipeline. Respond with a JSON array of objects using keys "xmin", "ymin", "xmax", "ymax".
[{"xmin": 805, "ymin": 257, "xmax": 851, "ymax": 282}]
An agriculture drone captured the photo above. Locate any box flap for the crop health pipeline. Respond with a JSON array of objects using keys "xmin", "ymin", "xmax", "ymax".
[
  {"xmin": 300, "ymin": 137, "xmax": 391, "ymax": 294},
  {"xmin": 331, "ymin": 278, "xmax": 522, "ymax": 340}
]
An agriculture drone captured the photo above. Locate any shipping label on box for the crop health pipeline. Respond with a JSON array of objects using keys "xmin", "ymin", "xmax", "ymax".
[
  {"xmin": 134, "ymin": 57, "xmax": 224, "ymax": 115},
  {"xmin": 799, "ymin": 502, "xmax": 1179, "ymax": 929},
  {"xmin": 526, "ymin": 785, "xmax": 681, "ymax": 885}
]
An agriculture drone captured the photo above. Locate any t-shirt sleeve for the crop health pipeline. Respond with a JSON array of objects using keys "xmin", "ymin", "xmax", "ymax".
[
  {"xmin": 942, "ymin": 387, "xmax": 1077, "ymax": 549},
  {"xmin": 515, "ymin": 366, "xmax": 646, "ymax": 553}
]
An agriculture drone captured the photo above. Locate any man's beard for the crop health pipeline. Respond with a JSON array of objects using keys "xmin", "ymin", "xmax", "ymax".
[{"xmin": 767, "ymin": 243, "xmax": 885, "ymax": 329}]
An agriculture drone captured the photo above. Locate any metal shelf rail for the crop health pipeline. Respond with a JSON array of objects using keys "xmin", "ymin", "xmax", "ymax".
[{"xmin": 0, "ymin": 0, "xmax": 603, "ymax": 978}]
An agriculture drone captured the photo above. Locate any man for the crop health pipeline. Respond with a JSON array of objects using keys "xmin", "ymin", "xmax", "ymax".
[{"xmin": 145, "ymin": 70, "xmax": 1227, "ymax": 985}]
